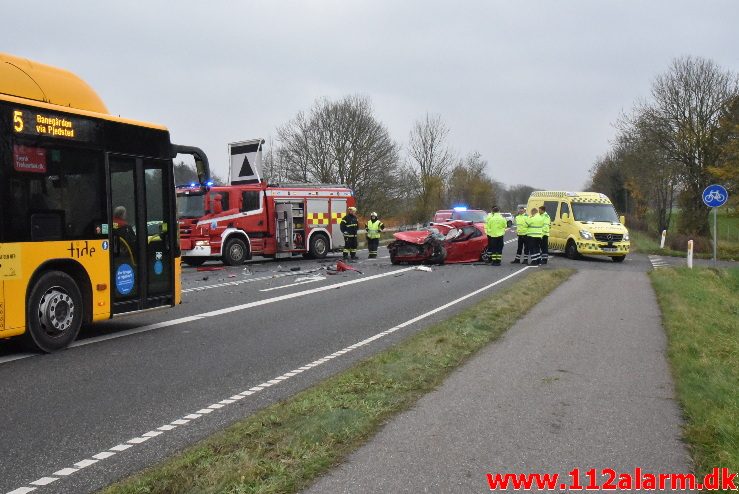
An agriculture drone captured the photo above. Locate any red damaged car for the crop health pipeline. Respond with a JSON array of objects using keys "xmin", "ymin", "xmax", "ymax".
[{"xmin": 388, "ymin": 220, "xmax": 489, "ymax": 264}]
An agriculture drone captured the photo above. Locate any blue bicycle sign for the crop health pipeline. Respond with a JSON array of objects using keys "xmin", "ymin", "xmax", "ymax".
[{"xmin": 703, "ymin": 184, "xmax": 728, "ymax": 208}]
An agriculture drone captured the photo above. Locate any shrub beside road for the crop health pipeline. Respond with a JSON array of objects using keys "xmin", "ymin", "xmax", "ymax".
[
  {"xmin": 650, "ymin": 267, "xmax": 739, "ymax": 478},
  {"xmin": 101, "ymin": 269, "xmax": 573, "ymax": 494}
]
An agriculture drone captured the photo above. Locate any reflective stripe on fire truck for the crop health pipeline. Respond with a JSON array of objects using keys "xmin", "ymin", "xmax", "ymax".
[{"xmin": 307, "ymin": 212, "xmax": 329, "ymax": 225}]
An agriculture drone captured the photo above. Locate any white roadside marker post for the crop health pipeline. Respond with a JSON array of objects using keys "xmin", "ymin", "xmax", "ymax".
[
  {"xmin": 660, "ymin": 229, "xmax": 666, "ymax": 249},
  {"xmin": 687, "ymin": 239, "xmax": 693, "ymax": 269}
]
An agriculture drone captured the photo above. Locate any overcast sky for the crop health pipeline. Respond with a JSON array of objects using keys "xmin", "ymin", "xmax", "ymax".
[{"xmin": 4, "ymin": 1, "xmax": 738, "ymax": 191}]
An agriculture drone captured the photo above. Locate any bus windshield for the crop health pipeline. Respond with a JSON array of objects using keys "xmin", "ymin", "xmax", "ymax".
[
  {"xmin": 177, "ymin": 193, "xmax": 205, "ymax": 218},
  {"xmin": 572, "ymin": 203, "xmax": 619, "ymax": 223}
]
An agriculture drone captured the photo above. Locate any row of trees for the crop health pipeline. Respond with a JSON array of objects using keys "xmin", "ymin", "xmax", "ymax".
[
  {"xmin": 587, "ymin": 56, "xmax": 739, "ymax": 236},
  {"xmin": 263, "ymin": 95, "xmax": 532, "ymax": 222}
]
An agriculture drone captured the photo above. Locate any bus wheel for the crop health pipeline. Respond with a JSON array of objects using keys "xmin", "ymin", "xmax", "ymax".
[
  {"xmin": 565, "ymin": 240, "xmax": 579, "ymax": 260},
  {"xmin": 183, "ymin": 257, "xmax": 207, "ymax": 267},
  {"xmin": 25, "ymin": 271, "xmax": 83, "ymax": 352},
  {"xmin": 223, "ymin": 238, "xmax": 247, "ymax": 266},
  {"xmin": 309, "ymin": 234, "xmax": 329, "ymax": 259}
]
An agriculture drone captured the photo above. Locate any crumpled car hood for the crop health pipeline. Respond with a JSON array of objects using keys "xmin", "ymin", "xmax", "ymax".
[{"xmin": 392, "ymin": 230, "xmax": 431, "ymax": 244}]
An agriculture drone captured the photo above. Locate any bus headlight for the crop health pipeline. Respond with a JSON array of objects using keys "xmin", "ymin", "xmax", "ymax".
[
  {"xmin": 579, "ymin": 230, "xmax": 593, "ymax": 240},
  {"xmin": 195, "ymin": 240, "xmax": 210, "ymax": 247}
]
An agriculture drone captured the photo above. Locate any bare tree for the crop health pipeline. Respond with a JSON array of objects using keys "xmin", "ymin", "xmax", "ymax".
[
  {"xmin": 406, "ymin": 113, "xmax": 455, "ymax": 220},
  {"xmin": 276, "ymin": 95, "xmax": 401, "ymax": 214},
  {"xmin": 637, "ymin": 56, "xmax": 739, "ymax": 235},
  {"xmin": 447, "ymin": 151, "xmax": 496, "ymax": 209}
]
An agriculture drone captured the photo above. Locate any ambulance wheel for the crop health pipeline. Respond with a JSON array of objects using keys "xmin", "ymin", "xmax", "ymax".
[
  {"xmin": 611, "ymin": 255, "xmax": 626, "ymax": 263},
  {"xmin": 25, "ymin": 271, "xmax": 83, "ymax": 352},
  {"xmin": 565, "ymin": 240, "xmax": 579, "ymax": 260},
  {"xmin": 309, "ymin": 234, "xmax": 329, "ymax": 259},
  {"xmin": 223, "ymin": 238, "xmax": 247, "ymax": 266},
  {"xmin": 183, "ymin": 257, "xmax": 206, "ymax": 267}
]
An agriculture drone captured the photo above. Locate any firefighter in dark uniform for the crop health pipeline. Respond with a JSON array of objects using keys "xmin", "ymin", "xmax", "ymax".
[
  {"xmin": 365, "ymin": 212, "xmax": 385, "ymax": 259},
  {"xmin": 340, "ymin": 206, "xmax": 359, "ymax": 260}
]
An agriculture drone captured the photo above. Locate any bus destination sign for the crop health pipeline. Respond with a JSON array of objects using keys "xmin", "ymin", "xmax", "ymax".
[{"xmin": 12, "ymin": 109, "xmax": 96, "ymax": 141}]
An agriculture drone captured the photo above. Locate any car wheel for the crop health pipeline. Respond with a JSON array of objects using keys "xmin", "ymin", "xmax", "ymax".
[
  {"xmin": 25, "ymin": 271, "xmax": 83, "ymax": 352},
  {"xmin": 183, "ymin": 257, "xmax": 207, "ymax": 267},
  {"xmin": 309, "ymin": 233, "xmax": 329, "ymax": 259},
  {"xmin": 611, "ymin": 255, "xmax": 626, "ymax": 263},
  {"xmin": 223, "ymin": 238, "xmax": 247, "ymax": 266},
  {"xmin": 565, "ymin": 240, "xmax": 579, "ymax": 260}
]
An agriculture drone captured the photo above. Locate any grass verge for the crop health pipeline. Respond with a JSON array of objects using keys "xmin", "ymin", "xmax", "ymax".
[
  {"xmin": 102, "ymin": 268, "xmax": 573, "ymax": 494},
  {"xmin": 650, "ymin": 267, "xmax": 739, "ymax": 477}
]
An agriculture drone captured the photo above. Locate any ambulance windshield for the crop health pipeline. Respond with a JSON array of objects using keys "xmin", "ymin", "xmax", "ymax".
[{"xmin": 572, "ymin": 203, "xmax": 619, "ymax": 223}]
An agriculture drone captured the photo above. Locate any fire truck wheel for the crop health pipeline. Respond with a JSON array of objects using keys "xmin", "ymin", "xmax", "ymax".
[
  {"xmin": 223, "ymin": 238, "xmax": 248, "ymax": 266},
  {"xmin": 25, "ymin": 271, "xmax": 83, "ymax": 352},
  {"xmin": 309, "ymin": 233, "xmax": 329, "ymax": 259},
  {"xmin": 183, "ymin": 257, "xmax": 207, "ymax": 267}
]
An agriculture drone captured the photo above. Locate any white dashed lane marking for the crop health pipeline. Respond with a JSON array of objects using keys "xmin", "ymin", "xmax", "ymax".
[{"xmin": 6, "ymin": 266, "xmax": 531, "ymax": 494}]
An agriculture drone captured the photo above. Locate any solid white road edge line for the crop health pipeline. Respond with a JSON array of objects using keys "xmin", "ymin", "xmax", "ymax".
[
  {"xmin": 0, "ymin": 266, "xmax": 418, "ymax": 365},
  {"xmin": 7, "ymin": 266, "xmax": 531, "ymax": 494}
]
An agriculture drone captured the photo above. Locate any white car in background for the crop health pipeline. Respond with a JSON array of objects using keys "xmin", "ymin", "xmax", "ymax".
[{"xmin": 501, "ymin": 212, "xmax": 514, "ymax": 227}]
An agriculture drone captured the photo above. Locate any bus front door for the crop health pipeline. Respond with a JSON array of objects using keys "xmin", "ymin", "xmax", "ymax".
[{"xmin": 109, "ymin": 155, "xmax": 174, "ymax": 314}]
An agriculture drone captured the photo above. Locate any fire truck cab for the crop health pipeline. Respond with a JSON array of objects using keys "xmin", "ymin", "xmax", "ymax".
[{"xmin": 177, "ymin": 182, "xmax": 355, "ymax": 266}]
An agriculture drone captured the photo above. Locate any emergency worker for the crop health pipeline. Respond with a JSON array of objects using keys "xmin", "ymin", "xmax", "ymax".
[
  {"xmin": 340, "ymin": 206, "xmax": 359, "ymax": 260},
  {"xmin": 526, "ymin": 207, "xmax": 544, "ymax": 265},
  {"xmin": 484, "ymin": 206, "xmax": 508, "ymax": 266},
  {"xmin": 511, "ymin": 206, "xmax": 529, "ymax": 264},
  {"xmin": 539, "ymin": 205, "xmax": 551, "ymax": 265},
  {"xmin": 365, "ymin": 212, "xmax": 385, "ymax": 259}
]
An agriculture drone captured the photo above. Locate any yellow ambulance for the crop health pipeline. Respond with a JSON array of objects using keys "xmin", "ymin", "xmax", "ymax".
[{"xmin": 527, "ymin": 191, "xmax": 629, "ymax": 262}]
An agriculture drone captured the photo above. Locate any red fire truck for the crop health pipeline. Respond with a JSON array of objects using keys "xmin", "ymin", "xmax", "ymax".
[{"xmin": 177, "ymin": 182, "xmax": 355, "ymax": 266}]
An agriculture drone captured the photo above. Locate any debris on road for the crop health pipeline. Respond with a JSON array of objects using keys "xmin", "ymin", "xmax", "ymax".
[
  {"xmin": 333, "ymin": 260, "xmax": 363, "ymax": 274},
  {"xmin": 414, "ymin": 266, "xmax": 433, "ymax": 272}
]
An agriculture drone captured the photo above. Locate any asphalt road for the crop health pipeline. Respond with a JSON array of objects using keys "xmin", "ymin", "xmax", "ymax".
[{"xmin": 0, "ymin": 228, "xmax": 621, "ymax": 494}]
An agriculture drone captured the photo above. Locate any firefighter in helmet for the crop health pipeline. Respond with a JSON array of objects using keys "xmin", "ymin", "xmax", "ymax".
[
  {"xmin": 340, "ymin": 206, "xmax": 359, "ymax": 260},
  {"xmin": 365, "ymin": 212, "xmax": 385, "ymax": 259}
]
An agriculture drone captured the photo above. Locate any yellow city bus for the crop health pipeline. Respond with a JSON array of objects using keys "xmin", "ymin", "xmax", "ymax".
[{"xmin": 0, "ymin": 53, "xmax": 210, "ymax": 352}]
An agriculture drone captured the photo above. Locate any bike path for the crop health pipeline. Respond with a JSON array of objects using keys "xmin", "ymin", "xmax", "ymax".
[{"xmin": 304, "ymin": 268, "xmax": 692, "ymax": 493}]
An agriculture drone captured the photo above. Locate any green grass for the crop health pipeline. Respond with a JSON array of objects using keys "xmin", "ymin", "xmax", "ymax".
[
  {"xmin": 650, "ymin": 267, "xmax": 739, "ymax": 478},
  {"xmin": 101, "ymin": 268, "xmax": 573, "ymax": 494},
  {"xmin": 629, "ymin": 230, "xmax": 689, "ymax": 258},
  {"xmin": 633, "ymin": 209, "xmax": 739, "ymax": 260},
  {"xmin": 630, "ymin": 229, "xmax": 739, "ymax": 260}
]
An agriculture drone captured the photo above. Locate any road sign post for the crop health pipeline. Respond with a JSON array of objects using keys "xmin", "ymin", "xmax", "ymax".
[{"xmin": 702, "ymin": 184, "xmax": 729, "ymax": 266}]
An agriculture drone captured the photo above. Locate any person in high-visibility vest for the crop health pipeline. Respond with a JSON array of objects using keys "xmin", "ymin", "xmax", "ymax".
[
  {"xmin": 511, "ymin": 206, "xmax": 529, "ymax": 264},
  {"xmin": 340, "ymin": 206, "xmax": 359, "ymax": 260},
  {"xmin": 538, "ymin": 205, "xmax": 551, "ymax": 265},
  {"xmin": 526, "ymin": 207, "xmax": 544, "ymax": 265},
  {"xmin": 365, "ymin": 212, "xmax": 385, "ymax": 259},
  {"xmin": 484, "ymin": 206, "xmax": 508, "ymax": 266}
]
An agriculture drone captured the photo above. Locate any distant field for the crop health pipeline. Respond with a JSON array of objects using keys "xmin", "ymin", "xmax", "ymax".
[{"xmin": 631, "ymin": 209, "xmax": 739, "ymax": 260}]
